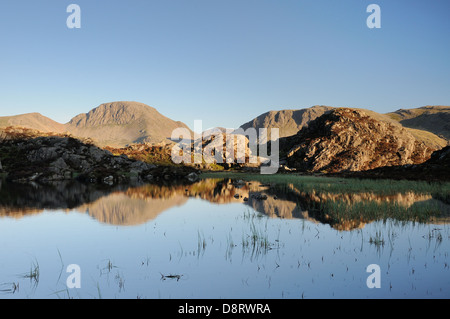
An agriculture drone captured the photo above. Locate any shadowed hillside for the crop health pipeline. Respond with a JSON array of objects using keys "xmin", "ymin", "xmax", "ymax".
[
  {"xmin": 386, "ymin": 106, "xmax": 450, "ymax": 141},
  {"xmin": 239, "ymin": 105, "xmax": 334, "ymax": 142}
]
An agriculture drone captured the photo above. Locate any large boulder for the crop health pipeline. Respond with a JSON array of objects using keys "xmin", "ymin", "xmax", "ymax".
[{"xmin": 201, "ymin": 131, "xmax": 253, "ymax": 164}]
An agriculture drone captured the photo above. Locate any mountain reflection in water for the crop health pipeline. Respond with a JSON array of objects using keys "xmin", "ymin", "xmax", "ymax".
[{"xmin": 0, "ymin": 178, "xmax": 448, "ymax": 229}]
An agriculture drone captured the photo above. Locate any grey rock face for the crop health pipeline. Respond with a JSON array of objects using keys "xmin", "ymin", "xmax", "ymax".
[{"xmin": 3, "ymin": 135, "xmax": 160, "ymax": 183}]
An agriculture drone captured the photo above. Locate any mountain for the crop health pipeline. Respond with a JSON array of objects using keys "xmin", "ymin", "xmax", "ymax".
[
  {"xmin": 0, "ymin": 113, "xmax": 65, "ymax": 133},
  {"xmin": 0, "ymin": 102, "xmax": 193, "ymax": 148},
  {"xmin": 386, "ymin": 106, "xmax": 450, "ymax": 141},
  {"xmin": 238, "ymin": 105, "xmax": 334, "ymax": 141},
  {"xmin": 239, "ymin": 105, "xmax": 447, "ymax": 150},
  {"xmin": 2, "ymin": 103, "xmax": 448, "ymax": 151},
  {"xmin": 280, "ymin": 108, "xmax": 435, "ymax": 173},
  {"xmin": 65, "ymin": 101, "xmax": 192, "ymax": 147}
]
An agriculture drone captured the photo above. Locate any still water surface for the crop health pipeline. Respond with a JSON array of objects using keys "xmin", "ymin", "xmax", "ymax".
[{"xmin": 0, "ymin": 178, "xmax": 449, "ymax": 299}]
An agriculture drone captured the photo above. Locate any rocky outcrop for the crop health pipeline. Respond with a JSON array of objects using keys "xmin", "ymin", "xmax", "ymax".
[
  {"xmin": 281, "ymin": 108, "xmax": 435, "ymax": 173},
  {"xmin": 2, "ymin": 135, "xmax": 155, "ymax": 183},
  {"xmin": 109, "ymin": 131, "xmax": 260, "ymax": 170},
  {"xmin": 0, "ymin": 126, "xmax": 203, "ymax": 184},
  {"xmin": 198, "ymin": 131, "xmax": 255, "ymax": 167}
]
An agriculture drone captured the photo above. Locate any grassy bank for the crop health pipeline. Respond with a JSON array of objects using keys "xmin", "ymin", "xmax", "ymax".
[{"xmin": 200, "ymin": 172, "xmax": 450, "ymax": 196}]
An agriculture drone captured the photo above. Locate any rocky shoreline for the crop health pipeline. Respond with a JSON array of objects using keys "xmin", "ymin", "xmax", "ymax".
[{"xmin": 0, "ymin": 127, "xmax": 199, "ymax": 185}]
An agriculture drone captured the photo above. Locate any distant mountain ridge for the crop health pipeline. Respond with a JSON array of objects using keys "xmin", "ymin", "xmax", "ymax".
[
  {"xmin": 0, "ymin": 101, "xmax": 192, "ymax": 148},
  {"xmin": 0, "ymin": 102, "xmax": 448, "ymax": 150},
  {"xmin": 0, "ymin": 113, "xmax": 65, "ymax": 134}
]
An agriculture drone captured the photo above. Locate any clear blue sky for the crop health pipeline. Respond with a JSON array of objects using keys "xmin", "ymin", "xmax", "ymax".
[{"xmin": 0, "ymin": 0, "xmax": 449, "ymax": 130}]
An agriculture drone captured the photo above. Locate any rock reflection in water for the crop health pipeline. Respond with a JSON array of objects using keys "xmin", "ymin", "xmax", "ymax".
[{"xmin": 0, "ymin": 178, "xmax": 448, "ymax": 229}]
